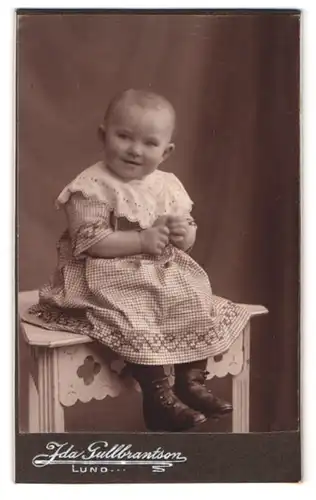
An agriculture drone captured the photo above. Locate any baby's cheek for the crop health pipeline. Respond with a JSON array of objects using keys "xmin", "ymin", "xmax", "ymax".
[{"xmin": 151, "ymin": 150, "xmax": 164, "ymax": 165}]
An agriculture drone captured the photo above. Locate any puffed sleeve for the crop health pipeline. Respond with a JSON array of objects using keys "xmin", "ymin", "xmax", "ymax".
[
  {"xmin": 63, "ymin": 192, "xmax": 114, "ymax": 258},
  {"xmin": 167, "ymin": 174, "xmax": 198, "ymax": 253},
  {"xmin": 165, "ymin": 173, "xmax": 194, "ymax": 218}
]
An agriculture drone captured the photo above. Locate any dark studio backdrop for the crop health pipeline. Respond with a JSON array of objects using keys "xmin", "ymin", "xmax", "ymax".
[{"xmin": 17, "ymin": 12, "xmax": 300, "ymax": 433}]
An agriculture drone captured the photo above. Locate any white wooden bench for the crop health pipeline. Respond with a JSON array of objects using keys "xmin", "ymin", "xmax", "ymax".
[{"xmin": 18, "ymin": 290, "xmax": 268, "ymax": 433}]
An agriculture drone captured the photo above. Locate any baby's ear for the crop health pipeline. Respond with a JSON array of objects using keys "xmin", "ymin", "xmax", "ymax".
[
  {"xmin": 98, "ymin": 123, "xmax": 106, "ymax": 143},
  {"xmin": 163, "ymin": 143, "xmax": 175, "ymax": 161}
]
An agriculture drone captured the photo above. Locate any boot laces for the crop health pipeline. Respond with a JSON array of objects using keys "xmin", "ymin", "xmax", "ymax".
[
  {"xmin": 152, "ymin": 377, "xmax": 174, "ymax": 406},
  {"xmin": 195, "ymin": 369, "xmax": 209, "ymax": 385},
  {"xmin": 200, "ymin": 370, "xmax": 213, "ymax": 393}
]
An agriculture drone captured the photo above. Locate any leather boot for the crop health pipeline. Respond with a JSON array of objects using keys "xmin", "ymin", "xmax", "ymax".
[
  {"xmin": 174, "ymin": 359, "xmax": 233, "ymax": 417},
  {"xmin": 127, "ymin": 363, "xmax": 207, "ymax": 432}
]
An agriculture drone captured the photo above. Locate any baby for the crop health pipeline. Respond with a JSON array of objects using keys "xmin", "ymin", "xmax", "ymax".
[
  {"xmin": 28, "ymin": 89, "xmax": 251, "ymax": 432},
  {"xmin": 92, "ymin": 90, "xmax": 194, "ymax": 258}
]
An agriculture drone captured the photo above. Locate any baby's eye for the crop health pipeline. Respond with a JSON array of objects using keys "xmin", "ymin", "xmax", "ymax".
[
  {"xmin": 145, "ymin": 139, "xmax": 159, "ymax": 147},
  {"xmin": 117, "ymin": 132, "xmax": 130, "ymax": 140}
]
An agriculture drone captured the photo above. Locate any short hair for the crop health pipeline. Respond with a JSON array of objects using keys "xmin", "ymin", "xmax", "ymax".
[{"xmin": 103, "ymin": 88, "xmax": 176, "ymax": 134}]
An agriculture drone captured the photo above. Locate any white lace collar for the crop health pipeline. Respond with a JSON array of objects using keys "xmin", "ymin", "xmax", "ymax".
[{"xmin": 56, "ymin": 161, "xmax": 193, "ymax": 228}]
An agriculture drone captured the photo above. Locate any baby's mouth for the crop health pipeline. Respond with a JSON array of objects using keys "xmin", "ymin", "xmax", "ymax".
[{"xmin": 123, "ymin": 159, "xmax": 142, "ymax": 166}]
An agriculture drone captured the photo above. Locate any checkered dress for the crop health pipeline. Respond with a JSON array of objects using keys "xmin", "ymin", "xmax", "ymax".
[{"xmin": 27, "ymin": 162, "xmax": 251, "ymax": 365}]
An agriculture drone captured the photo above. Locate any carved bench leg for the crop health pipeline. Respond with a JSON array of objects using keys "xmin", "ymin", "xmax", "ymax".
[
  {"xmin": 232, "ymin": 322, "xmax": 250, "ymax": 433},
  {"xmin": 28, "ymin": 368, "xmax": 39, "ymax": 432},
  {"xmin": 37, "ymin": 347, "xmax": 65, "ymax": 433},
  {"xmin": 20, "ymin": 336, "xmax": 39, "ymax": 432}
]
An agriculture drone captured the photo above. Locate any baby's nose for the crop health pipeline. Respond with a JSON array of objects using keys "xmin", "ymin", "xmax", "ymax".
[{"xmin": 128, "ymin": 141, "xmax": 142, "ymax": 156}]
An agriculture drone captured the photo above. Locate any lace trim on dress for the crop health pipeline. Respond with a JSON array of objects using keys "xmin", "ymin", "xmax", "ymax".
[{"xmin": 56, "ymin": 162, "xmax": 193, "ymax": 229}]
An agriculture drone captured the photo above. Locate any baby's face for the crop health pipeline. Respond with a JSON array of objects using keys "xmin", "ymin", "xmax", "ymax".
[{"xmin": 103, "ymin": 103, "xmax": 174, "ymax": 181}]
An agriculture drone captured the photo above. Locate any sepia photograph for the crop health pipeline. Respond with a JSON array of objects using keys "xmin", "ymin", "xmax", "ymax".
[{"xmin": 16, "ymin": 9, "xmax": 300, "ymax": 482}]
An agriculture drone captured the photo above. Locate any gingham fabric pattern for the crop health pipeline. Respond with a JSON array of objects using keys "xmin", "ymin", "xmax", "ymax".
[{"xmin": 26, "ymin": 164, "xmax": 251, "ymax": 365}]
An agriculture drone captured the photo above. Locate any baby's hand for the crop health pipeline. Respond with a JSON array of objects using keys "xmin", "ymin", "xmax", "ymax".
[
  {"xmin": 167, "ymin": 215, "xmax": 189, "ymax": 245},
  {"xmin": 139, "ymin": 225, "xmax": 170, "ymax": 255},
  {"xmin": 153, "ymin": 216, "xmax": 169, "ymax": 227}
]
